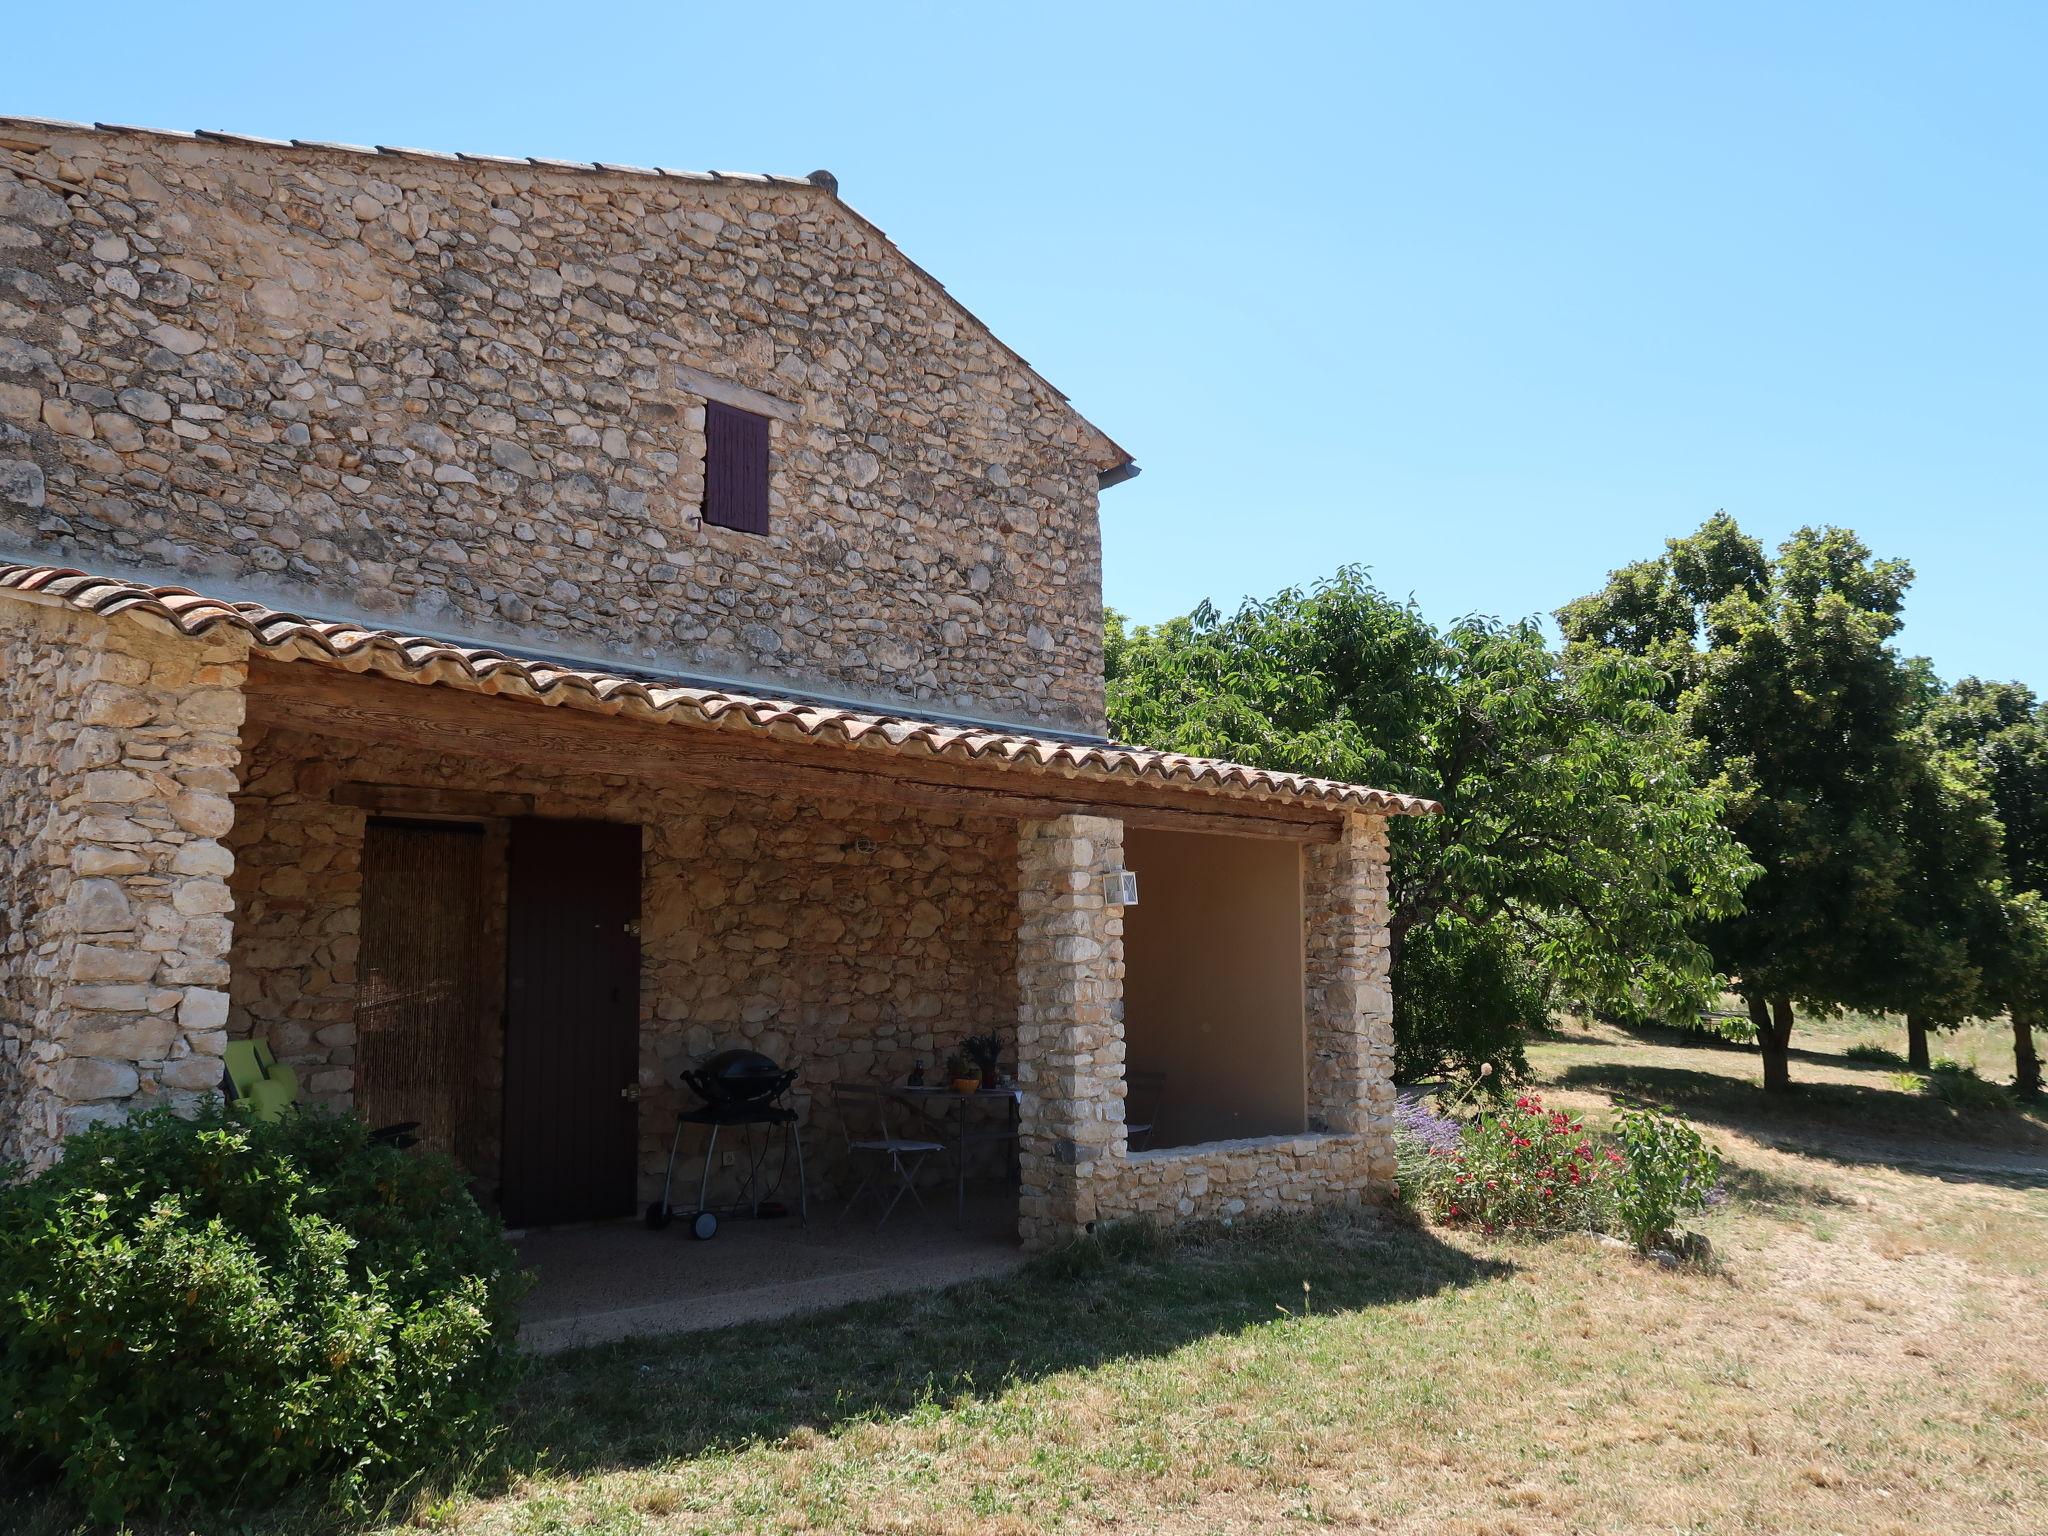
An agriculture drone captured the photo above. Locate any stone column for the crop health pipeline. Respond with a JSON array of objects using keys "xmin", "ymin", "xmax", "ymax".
[
  {"xmin": 0, "ymin": 596, "xmax": 248, "ymax": 1168},
  {"xmin": 1014, "ymin": 813, "xmax": 1127, "ymax": 1250},
  {"xmin": 1303, "ymin": 812, "xmax": 1396, "ymax": 1197}
]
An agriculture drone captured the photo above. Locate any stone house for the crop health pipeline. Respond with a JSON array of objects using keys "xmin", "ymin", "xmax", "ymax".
[{"xmin": 0, "ymin": 115, "xmax": 1436, "ymax": 1248}]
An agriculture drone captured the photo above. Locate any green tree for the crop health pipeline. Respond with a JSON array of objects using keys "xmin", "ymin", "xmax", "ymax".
[
  {"xmin": 1882, "ymin": 740, "xmax": 2003, "ymax": 1071},
  {"xmin": 1923, "ymin": 679, "xmax": 2048, "ymax": 1095},
  {"xmin": 1560, "ymin": 515, "xmax": 1923, "ymax": 1091},
  {"xmin": 1107, "ymin": 569, "xmax": 1754, "ymax": 1080}
]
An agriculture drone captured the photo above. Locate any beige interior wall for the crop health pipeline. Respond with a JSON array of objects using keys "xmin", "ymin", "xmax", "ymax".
[{"xmin": 1121, "ymin": 828, "xmax": 1306, "ymax": 1148}]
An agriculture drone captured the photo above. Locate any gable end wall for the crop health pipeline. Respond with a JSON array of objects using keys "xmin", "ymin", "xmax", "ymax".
[{"xmin": 0, "ymin": 128, "xmax": 1111, "ymax": 733}]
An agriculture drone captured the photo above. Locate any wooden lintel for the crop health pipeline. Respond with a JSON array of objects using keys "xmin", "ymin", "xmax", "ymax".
[
  {"xmin": 334, "ymin": 782, "xmax": 536, "ymax": 820},
  {"xmin": 242, "ymin": 660, "xmax": 1345, "ymax": 844}
]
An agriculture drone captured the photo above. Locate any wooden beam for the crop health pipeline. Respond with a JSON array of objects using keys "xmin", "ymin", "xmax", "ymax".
[
  {"xmin": 334, "ymin": 783, "xmax": 535, "ymax": 819},
  {"xmin": 243, "ymin": 660, "xmax": 1345, "ymax": 844}
]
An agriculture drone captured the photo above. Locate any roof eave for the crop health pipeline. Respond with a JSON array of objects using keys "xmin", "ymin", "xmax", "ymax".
[{"xmin": 0, "ymin": 562, "xmax": 1441, "ymax": 818}]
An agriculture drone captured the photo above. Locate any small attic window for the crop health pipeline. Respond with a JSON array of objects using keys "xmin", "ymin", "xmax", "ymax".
[{"xmin": 702, "ymin": 400, "xmax": 770, "ymax": 534}]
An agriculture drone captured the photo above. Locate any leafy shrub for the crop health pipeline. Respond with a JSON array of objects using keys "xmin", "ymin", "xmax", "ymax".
[
  {"xmin": 1926, "ymin": 1059, "xmax": 2013, "ymax": 1112},
  {"xmin": 0, "ymin": 1106, "xmax": 527, "ymax": 1521},
  {"xmin": 1610, "ymin": 1108, "xmax": 1723, "ymax": 1252},
  {"xmin": 1392, "ymin": 918, "xmax": 1543, "ymax": 1082},
  {"xmin": 1843, "ymin": 1040, "xmax": 1907, "ymax": 1066},
  {"xmin": 1399, "ymin": 1093, "xmax": 1617, "ymax": 1234}
]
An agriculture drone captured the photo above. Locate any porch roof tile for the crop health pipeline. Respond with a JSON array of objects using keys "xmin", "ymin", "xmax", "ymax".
[{"xmin": 1, "ymin": 563, "xmax": 1441, "ymax": 818}]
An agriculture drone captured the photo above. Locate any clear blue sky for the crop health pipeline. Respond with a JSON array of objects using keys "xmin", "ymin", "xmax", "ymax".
[{"xmin": 14, "ymin": 2, "xmax": 2043, "ymax": 691}]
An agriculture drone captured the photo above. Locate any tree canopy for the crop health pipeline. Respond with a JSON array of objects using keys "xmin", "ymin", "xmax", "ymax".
[
  {"xmin": 1921, "ymin": 679, "xmax": 2048, "ymax": 1094},
  {"xmin": 1559, "ymin": 515, "xmax": 1936, "ymax": 1089},
  {"xmin": 1107, "ymin": 568, "xmax": 1754, "ymax": 1080}
]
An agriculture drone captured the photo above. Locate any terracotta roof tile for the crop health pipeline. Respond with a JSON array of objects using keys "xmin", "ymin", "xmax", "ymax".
[{"xmin": 1, "ymin": 564, "xmax": 1440, "ymax": 818}]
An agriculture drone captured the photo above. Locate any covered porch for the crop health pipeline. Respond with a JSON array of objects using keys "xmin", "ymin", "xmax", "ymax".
[{"xmin": 1, "ymin": 567, "xmax": 1433, "ymax": 1283}]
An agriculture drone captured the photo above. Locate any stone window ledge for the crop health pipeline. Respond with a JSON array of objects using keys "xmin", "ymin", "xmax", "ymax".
[{"xmin": 1123, "ymin": 1130, "xmax": 1355, "ymax": 1165}]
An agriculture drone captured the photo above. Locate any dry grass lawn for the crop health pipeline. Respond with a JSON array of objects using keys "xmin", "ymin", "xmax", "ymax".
[{"xmin": 12, "ymin": 1018, "xmax": 2046, "ymax": 1535}]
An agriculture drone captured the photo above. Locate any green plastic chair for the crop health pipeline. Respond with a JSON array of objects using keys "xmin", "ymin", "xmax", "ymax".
[
  {"xmin": 223, "ymin": 1039, "xmax": 296, "ymax": 1123},
  {"xmin": 223, "ymin": 1038, "xmax": 417, "ymax": 1145}
]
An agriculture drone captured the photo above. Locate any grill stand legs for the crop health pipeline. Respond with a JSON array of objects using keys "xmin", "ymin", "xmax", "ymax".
[{"xmin": 650, "ymin": 1113, "xmax": 808, "ymax": 1235}]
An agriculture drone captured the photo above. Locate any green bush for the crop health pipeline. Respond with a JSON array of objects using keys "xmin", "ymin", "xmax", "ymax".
[
  {"xmin": 1886, "ymin": 1060, "xmax": 2012, "ymax": 1111},
  {"xmin": 1843, "ymin": 1040, "xmax": 1907, "ymax": 1066},
  {"xmin": 1394, "ymin": 918, "xmax": 1544, "ymax": 1082},
  {"xmin": 0, "ymin": 1106, "xmax": 527, "ymax": 1521},
  {"xmin": 1926, "ymin": 1059, "xmax": 2013, "ymax": 1112},
  {"xmin": 1610, "ymin": 1108, "xmax": 1723, "ymax": 1252}
]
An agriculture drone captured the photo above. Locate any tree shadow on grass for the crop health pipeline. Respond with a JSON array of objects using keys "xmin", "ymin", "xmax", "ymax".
[
  {"xmin": 1714, "ymin": 1159, "xmax": 1856, "ymax": 1211},
  {"xmin": 495, "ymin": 1210, "xmax": 1506, "ymax": 1484},
  {"xmin": 1554, "ymin": 1060, "xmax": 2048, "ymax": 1185},
  {"xmin": 1, "ymin": 1212, "xmax": 1508, "ymax": 1536},
  {"xmin": 1589, "ymin": 1016, "xmax": 1905, "ymax": 1076}
]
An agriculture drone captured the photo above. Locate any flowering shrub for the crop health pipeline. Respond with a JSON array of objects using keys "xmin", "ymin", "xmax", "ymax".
[{"xmin": 1399, "ymin": 1093, "xmax": 1617, "ymax": 1234}]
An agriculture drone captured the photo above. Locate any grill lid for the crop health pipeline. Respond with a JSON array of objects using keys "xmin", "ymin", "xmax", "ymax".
[{"xmin": 683, "ymin": 1048, "xmax": 793, "ymax": 1106}]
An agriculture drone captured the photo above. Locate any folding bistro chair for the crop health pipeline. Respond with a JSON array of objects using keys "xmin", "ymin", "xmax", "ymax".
[
  {"xmin": 950, "ymin": 1095, "xmax": 1020, "ymax": 1226},
  {"xmin": 833, "ymin": 1083, "xmax": 946, "ymax": 1226},
  {"xmin": 1124, "ymin": 1069, "xmax": 1168, "ymax": 1153}
]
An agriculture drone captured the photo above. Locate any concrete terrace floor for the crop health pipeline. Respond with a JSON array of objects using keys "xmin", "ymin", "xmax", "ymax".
[{"xmin": 515, "ymin": 1193, "xmax": 1024, "ymax": 1352}]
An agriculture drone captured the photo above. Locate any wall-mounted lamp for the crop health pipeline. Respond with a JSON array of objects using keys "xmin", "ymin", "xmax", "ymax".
[{"xmin": 1103, "ymin": 869, "xmax": 1139, "ymax": 906}]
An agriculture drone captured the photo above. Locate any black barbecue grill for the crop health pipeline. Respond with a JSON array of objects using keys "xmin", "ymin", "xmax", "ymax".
[{"xmin": 646, "ymin": 1049, "xmax": 808, "ymax": 1239}]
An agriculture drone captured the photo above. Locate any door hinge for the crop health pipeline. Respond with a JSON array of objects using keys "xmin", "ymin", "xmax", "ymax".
[
  {"xmin": 623, "ymin": 920, "xmax": 641, "ymax": 938},
  {"xmin": 620, "ymin": 1084, "xmax": 641, "ymax": 1102}
]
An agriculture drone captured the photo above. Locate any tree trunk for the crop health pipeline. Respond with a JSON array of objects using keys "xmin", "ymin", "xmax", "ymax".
[
  {"xmin": 1906, "ymin": 1013, "xmax": 1931, "ymax": 1072},
  {"xmin": 2015, "ymin": 1014, "xmax": 2042, "ymax": 1101},
  {"xmin": 1750, "ymin": 995, "xmax": 1795, "ymax": 1093}
]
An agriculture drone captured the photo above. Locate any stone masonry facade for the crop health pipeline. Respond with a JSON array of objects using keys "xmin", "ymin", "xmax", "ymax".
[
  {"xmin": 1, "ymin": 600, "xmax": 1404, "ymax": 1235},
  {"xmin": 0, "ymin": 117, "xmax": 1420, "ymax": 1238},
  {"xmin": 226, "ymin": 718, "xmax": 1019, "ymax": 1205},
  {"xmin": 0, "ymin": 123, "xmax": 1122, "ymax": 734},
  {"xmin": 0, "ymin": 596, "xmax": 244, "ymax": 1169}
]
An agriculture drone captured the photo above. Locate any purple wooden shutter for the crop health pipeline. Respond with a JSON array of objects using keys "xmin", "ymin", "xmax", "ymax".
[{"xmin": 703, "ymin": 400, "xmax": 770, "ymax": 533}]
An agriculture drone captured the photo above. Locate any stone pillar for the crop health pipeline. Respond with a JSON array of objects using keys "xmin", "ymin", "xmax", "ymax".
[
  {"xmin": 0, "ymin": 595, "xmax": 248, "ymax": 1168},
  {"xmin": 1014, "ymin": 813, "xmax": 1127, "ymax": 1250},
  {"xmin": 1303, "ymin": 812, "xmax": 1396, "ymax": 1196}
]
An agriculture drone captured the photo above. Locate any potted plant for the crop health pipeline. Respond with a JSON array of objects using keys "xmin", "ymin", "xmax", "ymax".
[
  {"xmin": 945, "ymin": 1050, "xmax": 982, "ymax": 1095},
  {"xmin": 963, "ymin": 1032, "xmax": 1003, "ymax": 1091}
]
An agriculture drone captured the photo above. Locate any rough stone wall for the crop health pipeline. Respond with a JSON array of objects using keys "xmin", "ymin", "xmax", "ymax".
[
  {"xmin": 226, "ymin": 722, "xmax": 1019, "ymax": 1204},
  {"xmin": 1302, "ymin": 813, "xmax": 1397, "ymax": 1187},
  {"xmin": 1094, "ymin": 1133, "xmax": 1373, "ymax": 1224},
  {"xmin": 1018, "ymin": 809, "xmax": 1396, "ymax": 1247},
  {"xmin": 0, "ymin": 125, "xmax": 1114, "ymax": 733},
  {"xmin": 0, "ymin": 596, "xmax": 79, "ymax": 1165},
  {"xmin": 0, "ymin": 597, "xmax": 243, "ymax": 1168},
  {"xmin": 1013, "ymin": 813, "xmax": 1128, "ymax": 1250}
]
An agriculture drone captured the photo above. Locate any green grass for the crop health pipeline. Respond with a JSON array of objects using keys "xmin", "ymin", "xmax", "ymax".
[{"xmin": 10, "ymin": 1020, "xmax": 2047, "ymax": 1535}]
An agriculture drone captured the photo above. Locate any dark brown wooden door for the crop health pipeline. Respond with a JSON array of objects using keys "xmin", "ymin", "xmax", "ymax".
[
  {"xmin": 500, "ymin": 818, "xmax": 642, "ymax": 1226},
  {"xmin": 358, "ymin": 820, "xmax": 488, "ymax": 1167}
]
